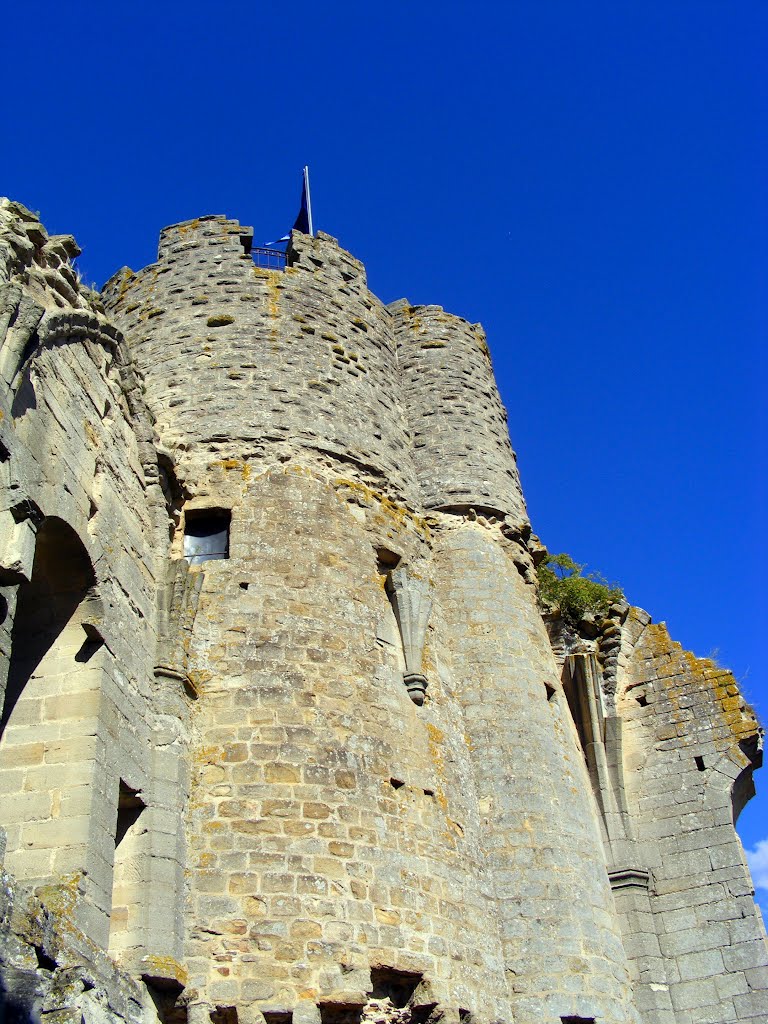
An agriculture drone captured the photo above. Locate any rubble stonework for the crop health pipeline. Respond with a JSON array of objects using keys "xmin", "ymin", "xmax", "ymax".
[{"xmin": 0, "ymin": 200, "xmax": 765, "ymax": 1024}]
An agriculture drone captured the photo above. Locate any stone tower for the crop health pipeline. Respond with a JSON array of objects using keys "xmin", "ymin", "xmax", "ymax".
[{"xmin": 0, "ymin": 200, "xmax": 766, "ymax": 1024}]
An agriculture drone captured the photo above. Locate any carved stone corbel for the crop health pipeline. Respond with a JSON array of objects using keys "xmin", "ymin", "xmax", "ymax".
[
  {"xmin": 387, "ymin": 566, "xmax": 433, "ymax": 705},
  {"xmin": 0, "ymin": 498, "xmax": 44, "ymax": 583},
  {"xmin": 155, "ymin": 558, "xmax": 204, "ymax": 697}
]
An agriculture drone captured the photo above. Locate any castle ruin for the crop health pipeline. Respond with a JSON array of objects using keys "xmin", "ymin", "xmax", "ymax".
[{"xmin": 0, "ymin": 198, "xmax": 766, "ymax": 1024}]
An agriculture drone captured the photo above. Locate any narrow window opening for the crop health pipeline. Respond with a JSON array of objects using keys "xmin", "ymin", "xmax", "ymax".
[
  {"xmin": 369, "ymin": 967, "xmax": 422, "ymax": 1008},
  {"xmin": 239, "ymin": 582, "xmax": 249, "ymax": 591},
  {"xmin": 318, "ymin": 1004, "xmax": 364, "ymax": 1024},
  {"xmin": 263, "ymin": 1013, "xmax": 293, "ymax": 1024},
  {"xmin": 695, "ymin": 755, "xmax": 706, "ymax": 772},
  {"xmin": 544, "ymin": 681, "xmax": 557, "ymax": 702},
  {"xmin": 184, "ymin": 509, "xmax": 231, "ymax": 564},
  {"xmin": 109, "ymin": 781, "xmax": 147, "ymax": 959},
  {"xmin": 561, "ymin": 1018, "xmax": 595, "ymax": 1024},
  {"xmin": 562, "ymin": 669, "xmax": 591, "ymax": 761},
  {"xmin": 423, "ymin": 788, "xmax": 435, "ymax": 798},
  {"xmin": 636, "ymin": 692, "xmax": 648, "ymax": 707},
  {"xmin": 390, "ymin": 778, "xmax": 405, "ymax": 790}
]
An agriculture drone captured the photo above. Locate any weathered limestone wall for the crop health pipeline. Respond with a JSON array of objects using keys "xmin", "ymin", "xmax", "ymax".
[
  {"xmin": 545, "ymin": 594, "xmax": 768, "ymax": 1024},
  {"xmin": 179, "ymin": 467, "xmax": 511, "ymax": 1021},
  {"xmin": 2, "ymin": 200, "xmax": 767, "ymax": 1024},
  {"xmin": 0, "ymin": 200, "xmax": 191, "ymax": 1020},
  {"xmin": 618, "ymin": 619, "xmax": 768, "ymax": 1022},
  {"xmin": 434, "ymin": 524, "xmax": 640, "ymax": 1024},
  {"xmin": 102, "ymin": 218, "xmax": 420, "ymax": 505},
  {"xmin": 391, "ymin": 302, "xmax": 526, "ymax": 522}
]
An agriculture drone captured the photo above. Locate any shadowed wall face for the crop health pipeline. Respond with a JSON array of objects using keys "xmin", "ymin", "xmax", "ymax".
[
  {"xmin": 0, "ymin": 518, "xmax": 102, "ymax": 885},
  {"xmin": 1, "ymin": 517, "xmax": 95, "ymax": 737},
  {"xmin": 433, "ymin": 525, "xmax": 639, "ymax": 1024}
]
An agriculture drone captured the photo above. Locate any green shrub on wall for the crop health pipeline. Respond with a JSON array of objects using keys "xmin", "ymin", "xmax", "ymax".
[{"xmin": 537, "ymin": 552, "xmax": 623, "ymax": 625}]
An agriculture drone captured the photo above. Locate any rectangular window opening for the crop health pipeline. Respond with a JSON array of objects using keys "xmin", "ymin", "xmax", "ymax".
[
  {"xmin": 184, "ymin": 509, "xmax": 231, "ymax": 564},
  {"xmin": 318, "ymin": 1004, "xmax": 364, "ymax": 1024},
  {"xmin": 263, "ymin": 1014, "xmax": 293, "ymax": 1024}
]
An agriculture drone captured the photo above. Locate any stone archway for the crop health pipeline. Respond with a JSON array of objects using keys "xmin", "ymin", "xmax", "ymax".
[{"xmin": 0, "ymin": 516, "xmax": 102, "ymax": 884}]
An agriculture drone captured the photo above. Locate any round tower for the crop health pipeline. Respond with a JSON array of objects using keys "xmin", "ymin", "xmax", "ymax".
[
  {"xmin": 390, "ymin": 302, "xmax": 526, "ymax": 523},
  {"xmin": 101, "ymin": 217, "xmax": 640, "ymax": 1024},
  {"xmin": 103, "ymin": 218, "xmax": 419, "ymax": 505}
]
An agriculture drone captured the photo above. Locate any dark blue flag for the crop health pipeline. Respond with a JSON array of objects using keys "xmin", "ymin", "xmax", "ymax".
[
  {"xmin": 264, "ymin": 166, "xmax": 314, "ymax": 245},
  {"xmin": 293, "ymin": 168, "xmax": 311, "ymax": 234}
]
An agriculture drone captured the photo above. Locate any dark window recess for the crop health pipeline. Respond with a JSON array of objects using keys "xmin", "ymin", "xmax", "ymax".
[
  {"xmin": 561, "ymin": 1018, "xmax": 596, "ymax": 1024},
  {"xmin": 318, "ymin": 1004, "xmax": 364, "ymax": 1024},
  {"xmin": 115, "ymin": 781, "xmax": 145, "ymax": 847},
  {"xmin": 370, "ymin": 967, "xmax": 422, "ymax": 1008},
  {"xmin": 376, "ymin": 546, "xmax": 401, "ymax": 576},
  {"xmin": 144, "ymin": 980, "xmax": 187, "ymax": 1024},
  {"xmin": 695, "ymin": 755, "xmax": 706, "ymax": 772},
  {"xmin": 184, "ymin": 510, "xmax": 231, "ymax": 564},
  {"xmin": 263, "ymin": 1014, "xmax": 292, "ymax": 1024},
  {"xmin": 210, "ymin": 1008, "xmax": 238, "ymax": 1024}
]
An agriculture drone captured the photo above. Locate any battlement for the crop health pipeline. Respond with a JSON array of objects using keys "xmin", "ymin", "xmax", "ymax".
[{"xmin": 103, "ymin": 218, "xmax": 526, "ymax": 522}]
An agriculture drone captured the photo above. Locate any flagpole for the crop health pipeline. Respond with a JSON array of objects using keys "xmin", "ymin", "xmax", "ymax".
[{"xmin": 304, "ymin": 165, "xmax": 314, "ymax": 237}]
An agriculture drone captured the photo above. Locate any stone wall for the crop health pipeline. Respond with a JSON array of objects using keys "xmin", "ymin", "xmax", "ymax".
[
  {"xmin": 390, "ymin": 303, "xmax": 525, "ymax": 523},
  {"xmin": 1, "ymin": 200, "xmax": 767, "ymax": 1024},
  {"xmin": 0, "ymin": 200, "xmax": 190, "ymax": 1020},
  {"xmin": 618, "ymin": 620, "xmax": 767, "ymax": 1022},
  {"xmin": 102, "ymin": 219, "xmax": 419, "ymax": 506}
]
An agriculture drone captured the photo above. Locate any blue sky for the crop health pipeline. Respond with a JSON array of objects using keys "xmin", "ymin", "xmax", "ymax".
[{"xmin": 4, "ymin": 3, "xmax": 766, "ymax": 904}]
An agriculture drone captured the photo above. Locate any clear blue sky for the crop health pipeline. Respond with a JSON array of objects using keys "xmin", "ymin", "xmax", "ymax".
[{"xmin": 4, "ymin": 3, "xmax": 766, "ymax": 891}]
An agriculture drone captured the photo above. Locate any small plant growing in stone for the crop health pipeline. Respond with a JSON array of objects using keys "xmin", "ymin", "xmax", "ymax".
[{"xmin": 537, "ymin": 552, "xmax": 623, "ymax": 626}]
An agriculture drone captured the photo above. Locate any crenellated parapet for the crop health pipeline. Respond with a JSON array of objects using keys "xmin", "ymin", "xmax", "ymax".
[{"xmin": 103, "ymin": 219, "xmax": 420, "ymax": 504}]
